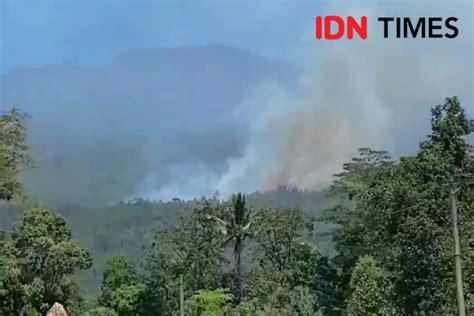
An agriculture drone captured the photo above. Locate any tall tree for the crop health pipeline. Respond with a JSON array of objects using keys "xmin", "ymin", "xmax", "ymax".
[
  {"xmin": 0, "ymin": 233, "xmax": 24, "ymax": 314},
  {"xmin": 0, "ymin": 108, "xmax": 30, "ymax": 201},
  {"xmin": 346, "ymin": 256, "xmax": 383, "ymax": 316},
  {"xmin": 209, "ymin": 193, "xmax": 255, "ymax": 302},
  {"xmin": 324, "ymin": 97, "xmax": 473, "ymax": 314},
  {"xmin": 322, "ymin": 148, "xmax": 393, "ymax": 308},
  {"xmin": 99, "ymin": 256, "xmax": 146, "ymax": 315},
  {"xmin": 314, "ymin": 256, "xmax": 338, "ymax": 315},
  {"xmin": 253, "ymin": 208, "xmax": 314, "ymax": 273},
  {"xmin": 145, "ymin": 200, "xmax": 227, "ymax": 314},
  {"xmin": 12, "ymin": 207, "xmax": 93, "ymax": 314}
]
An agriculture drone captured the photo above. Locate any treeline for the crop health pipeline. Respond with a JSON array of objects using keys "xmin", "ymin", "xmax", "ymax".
[
  {"xmin": 54, "ymin": 186, "xmax": 332, "ymax": 295},
  {"xmin": 0, "ymin": 96, "xmax": 473, "ymax": 315},
  {"xmin": 0, "ymin": 186, "xmax": 333, "ymax": 296}
]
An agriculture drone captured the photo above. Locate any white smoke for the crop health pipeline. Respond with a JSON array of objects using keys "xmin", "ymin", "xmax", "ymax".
[{"xmin": 137, "ymin": 1, "xmax": 473, "ymax": 200}]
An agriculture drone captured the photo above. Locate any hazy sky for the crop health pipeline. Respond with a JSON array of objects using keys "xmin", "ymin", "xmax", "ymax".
[{"xmin": 0, "ymin": 0, "xmax": 326, "ymax": 73}]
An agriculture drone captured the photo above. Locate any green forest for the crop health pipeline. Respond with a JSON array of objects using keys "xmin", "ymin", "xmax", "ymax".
[{"xmin": 0, "ymin": 96, "xmax": 473, "ymax": 315}]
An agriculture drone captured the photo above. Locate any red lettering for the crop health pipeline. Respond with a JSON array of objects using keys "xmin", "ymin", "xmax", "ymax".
[
  {"xmin": 315, "ymin": 16, "xmax": 323, "ymax": 39},
  {"xmin": 315, "ymin": 16, "xmax": 368, "ymax": 40},
  {"xmin": 325, "ymin": 16, "xmax": 345, "ymax": 40},
  {"xmin": 347, "ymin": 16, "xmax": 367, "ymax": 39}
]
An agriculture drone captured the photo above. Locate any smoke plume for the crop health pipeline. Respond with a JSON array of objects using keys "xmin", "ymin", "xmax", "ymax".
[{"xmin": 145, "ymin": 1, "xmax": 472, "ymax": 200}]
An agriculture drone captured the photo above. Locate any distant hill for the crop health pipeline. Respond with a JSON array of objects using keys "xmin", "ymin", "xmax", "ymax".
[{"xmin": 1, "ymin": 45, "xmax": 299, "ymax": 206}]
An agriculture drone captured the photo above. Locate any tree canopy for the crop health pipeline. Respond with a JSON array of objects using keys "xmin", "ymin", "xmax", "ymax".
[{"xmin": 0, "ymin": 109, "xmax": 30, "ymax": 201}]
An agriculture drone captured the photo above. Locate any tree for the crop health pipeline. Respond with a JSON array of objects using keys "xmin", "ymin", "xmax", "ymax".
[
  {"xmin": 324, "ymin": 97, "xmax": 474, "ymax": 314},
  {"xmin": 289, "ymin": 285, "xmax": 318, "ymax": 316},
  {"xmin": 346, "ymin": 256, "xmax": 383, "ymax": 316},
  {"xmin": 321, "ymin": 148, "xmax": 393, "ymax": 309},
  {"xmin": 0, "ymin": 108, "xmax": 30, "ymax": 314},
  {"xmin": 253, "ymin": 208, "xmax": 314, "ymax": 273},
  {"xmin": 208, "ymin": 193, "xmax": 256, "ymax": 302},
  {"xmin": 190, "ymin": 289, "xmax": 233, "ymax": 316},
  {"xmin": 314, "ymin": 256, "xmax": 338, "ymax": 315},
  {"xmin": 12, "ymin": 207, "xmax": 93, "ymax": 313},
  {"xmin": 0, "ymin": 108, "xmax": 30, "ymax": 201},
  {"xmin": 98, "ymin": 256, "xmax": 147, "ymax": 315},
  {"xmin": 244, "ymin": 267, "xmax": 293, "ymax": 314},
  {"xmin": 246, "ymin": 208, "xmax": 320, "ymax": 315},
  {"xmin": 244, "ymin": 267, "xmax": 319, "ymax": 316},
  {"xmin": 100, "ymin": 256, "xmax": 141, "ymax": 307},
  {"xmin": 109, "ymin": 283, "xmax": 147, "ymax": 316},
  {"xmin": 0, "ymin": 233, "xmax": 24, "ymax": 315},
  {"xmin": 145, "ymin": 200, "xmax": 227, "ymax": 314}
]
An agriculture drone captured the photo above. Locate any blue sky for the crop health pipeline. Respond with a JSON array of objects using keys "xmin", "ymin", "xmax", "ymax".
[{"xmin": 0, "ymin": 0, "xmax": 326, "ymax": 73}]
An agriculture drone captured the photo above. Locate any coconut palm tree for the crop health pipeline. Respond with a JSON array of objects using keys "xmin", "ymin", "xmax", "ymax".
[{"xmin": 208, "ymin": 193, "xmax": 255, "ymax": 303}]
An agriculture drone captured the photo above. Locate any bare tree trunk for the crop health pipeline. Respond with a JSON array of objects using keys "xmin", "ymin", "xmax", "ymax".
[
  {"xmin": 236, "ymin": 240, "xmax": 244, "ymax": 303},
  {"xmin": 451, "ymin": 189, "xmax": 466, "ymax": 316},
  {"xmin": 179, "ymin": 274, "xmax": 184, "ymax": 316}
]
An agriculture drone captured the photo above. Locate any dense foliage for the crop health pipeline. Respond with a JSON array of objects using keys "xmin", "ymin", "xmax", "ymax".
[
  {"xmin": 1, "ymin": 208, "xmax": 92, "ymax": 315},
  {"xmin": 0, "ymin": 109, "xmax": 30, "ymax": 201},
  {"xmin": 324, "ymin": 97, "xmax": 474, "ymax": 314},
  {"xmin": 0, "ymin": 96, "xmax": 472, "ymax": 315}
]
